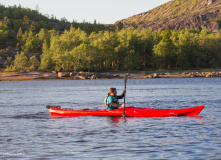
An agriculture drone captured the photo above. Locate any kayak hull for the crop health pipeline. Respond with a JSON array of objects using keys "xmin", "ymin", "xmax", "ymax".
[{"xmin": 47, "ymin": 106, "xmax": 204, "ymax": 117}]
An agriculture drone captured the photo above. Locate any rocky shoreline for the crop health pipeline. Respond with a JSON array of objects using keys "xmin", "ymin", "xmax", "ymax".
[
  {"xmin": 0, "ymin": 71, "xmax": 122, "ymax": 81},
  {"xmin": 0, "ymin": 70, "xmax": 221, "ymax": 81}
]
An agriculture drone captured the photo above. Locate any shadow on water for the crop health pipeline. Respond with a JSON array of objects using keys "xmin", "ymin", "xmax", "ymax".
[
  {"xmin": 8, "ymin": 112, "xmax": 50, "ymax": 120},
  {"xmin": 48, "ymin": 115, "xmax": 204, "ymax": 124}
]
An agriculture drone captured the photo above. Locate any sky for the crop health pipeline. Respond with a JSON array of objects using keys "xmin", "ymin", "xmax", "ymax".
[{"xmin": 1, "ymin": 0, "xmax": 171, "ymax": 24}]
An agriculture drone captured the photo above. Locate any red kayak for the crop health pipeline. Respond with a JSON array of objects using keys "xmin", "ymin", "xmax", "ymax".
[{"xmin": 46, "ymin": 105, "xmax": 204, "ymax": 117}]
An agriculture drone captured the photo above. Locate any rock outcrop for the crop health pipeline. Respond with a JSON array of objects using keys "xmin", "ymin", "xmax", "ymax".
[
  {"xmin": 114, "ymin": 0, "xmax": 221, "ymax": 32},
  {"xmin": 138, "ymin": 9, "xmax": 221, "ymax": 32}
]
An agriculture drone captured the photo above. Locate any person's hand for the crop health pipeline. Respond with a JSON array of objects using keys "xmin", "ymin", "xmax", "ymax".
[
  {"xmin": 123, "ymin": 89, "xmax": 126, "ymax": 94},
  {"xmin": 121, "ymin": 104, "xmax": 125, "ymax": 107}
]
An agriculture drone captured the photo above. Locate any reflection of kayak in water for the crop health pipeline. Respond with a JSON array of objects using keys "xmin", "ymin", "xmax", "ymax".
[{"xmin": 46, "ymin": 105, "xmax": 204, "ymax": 117}]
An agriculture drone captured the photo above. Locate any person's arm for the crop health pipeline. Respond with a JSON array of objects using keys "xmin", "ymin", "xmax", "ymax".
[
  {"xmin": 109, "ymin": 102, "xmax": 125, "ymax": 108},
  {"xmin": 117, "ymin": 89, "xmax": 126, "ymax": 99},
  {"xmin": 109, "ymin": 102, "xmax": 120, "ymax": 108}
]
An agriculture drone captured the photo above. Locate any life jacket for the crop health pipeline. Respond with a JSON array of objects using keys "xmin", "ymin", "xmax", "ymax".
[{"xmin": 104, "ymin": 95, "xmax": 119, "ymax": 106}]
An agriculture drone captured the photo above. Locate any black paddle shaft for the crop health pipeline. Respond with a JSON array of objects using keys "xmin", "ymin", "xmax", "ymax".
[
  {"xmin": 123, "ymin": 75, "xmax": 127, "ymax": 116},
  {"xmin": 124, "ymin": 81, "xmax": 126, "ymax": 104}
]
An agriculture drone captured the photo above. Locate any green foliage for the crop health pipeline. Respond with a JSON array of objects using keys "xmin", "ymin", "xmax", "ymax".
[
  {"xmin": 28, "ymin": 56, "xmax": 40, "ymax": 70},
  {"xmin": 153, "ymin": 28, "xmax": 177, "ymax": 69},
  {"xmin": 13, "ymin": 52, "xmax": 28, "ymax": 70},
  {"xmin": 6, "ymin": 25, "xmax": 221, "ymax": 71},
  {"xmin": 2, "ymin": 3, "xmax": 221, "ymax": 72},
  {"xmin": 7, "ymin": 57, "xmax": 12, "ymax": 63},
  {"xmin": 0, "ymin": 17, "xmax": 9, "ymax": 46},
  {"xmin": 39, "ymin": 41, "xmax": 54, "ymax": 71},
  {"xmin": 5, "ymin": 51, "xmax": 28, "ymax": 71},
  {"xmin": 5, "ymin": 52, "xmax": 40, "ymax": 71},
  {"xmin": 16, "ymin": 27, "xmax": 23, "ymax": 48},
  {"xmin": 21, "ymin": 30, "xmax": 39, "ymax": 52}
]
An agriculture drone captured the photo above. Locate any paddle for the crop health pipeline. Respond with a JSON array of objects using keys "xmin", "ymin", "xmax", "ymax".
[{"xmin": 123, "ymin": 74, "xmax": 128, "ymax": 116}]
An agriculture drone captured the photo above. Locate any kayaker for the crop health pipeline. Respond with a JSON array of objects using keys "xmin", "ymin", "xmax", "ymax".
[{"xmin": 105, "ymin": 88, "xmax": 126, "ymax": 110}]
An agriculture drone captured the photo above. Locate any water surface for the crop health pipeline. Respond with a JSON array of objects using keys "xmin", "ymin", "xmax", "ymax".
[{"xmin": 0, "ymin": 78, "xmax": 221, "ymax": 159}]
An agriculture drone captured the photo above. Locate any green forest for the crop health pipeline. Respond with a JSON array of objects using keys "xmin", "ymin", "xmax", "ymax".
[{"xmin": 1, "ymin": 4, "xmax": 221, "ymax": 72}]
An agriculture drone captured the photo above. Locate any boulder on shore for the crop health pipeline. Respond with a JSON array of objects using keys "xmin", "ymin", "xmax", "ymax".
[{"xmin": 58, "ymin": 72, "xmax": 70, "ymax": 77}]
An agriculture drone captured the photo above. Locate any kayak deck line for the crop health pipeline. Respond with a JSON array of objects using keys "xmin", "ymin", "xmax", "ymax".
[{"xmin": 46, "ymin": 106, "xmax": 204, "ymax": 117}]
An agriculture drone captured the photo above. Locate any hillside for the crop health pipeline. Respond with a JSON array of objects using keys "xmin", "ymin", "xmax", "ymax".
[
  {"xmin": 0, "ymin": 4, "xmax": 108, "ymax": 36},
  {"xmin": 115, "ymin": 0, "xmax": 221, "ymax": 32}
]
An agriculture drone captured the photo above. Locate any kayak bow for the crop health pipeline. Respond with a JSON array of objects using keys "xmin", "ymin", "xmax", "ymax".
[{"xmin": 46, "ymin": 106, "xmax": 204, "ymax": 117}]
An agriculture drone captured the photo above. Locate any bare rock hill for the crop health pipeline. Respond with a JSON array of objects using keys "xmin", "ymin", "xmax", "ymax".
[{"xmin": 115, "ymin": 0, "xmax": 221, "ymax": 32}]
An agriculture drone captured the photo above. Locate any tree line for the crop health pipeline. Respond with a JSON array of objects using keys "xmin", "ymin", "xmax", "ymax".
[
  {"xmin": 0, "ymin": 4, "xmax": 109, "ymax": 45},
  {"xmin": 3, "ymin": 26, "xmax": 221, "ymax": 72}
]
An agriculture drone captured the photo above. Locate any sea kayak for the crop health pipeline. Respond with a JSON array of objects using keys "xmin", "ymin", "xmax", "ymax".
[{"xmin": 46, "ymin": 105, "xmax": 204, "ymax": 117}]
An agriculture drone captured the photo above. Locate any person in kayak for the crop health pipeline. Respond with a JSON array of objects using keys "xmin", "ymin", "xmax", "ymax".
[{"xmin": 105, "ymin": 88, "xmax": 126, "ymax": 110}]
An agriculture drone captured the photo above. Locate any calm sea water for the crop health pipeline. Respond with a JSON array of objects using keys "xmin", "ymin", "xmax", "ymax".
[{"xmin": 0, "ymin": 78, "xmax": 221, "ymax": 160}]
